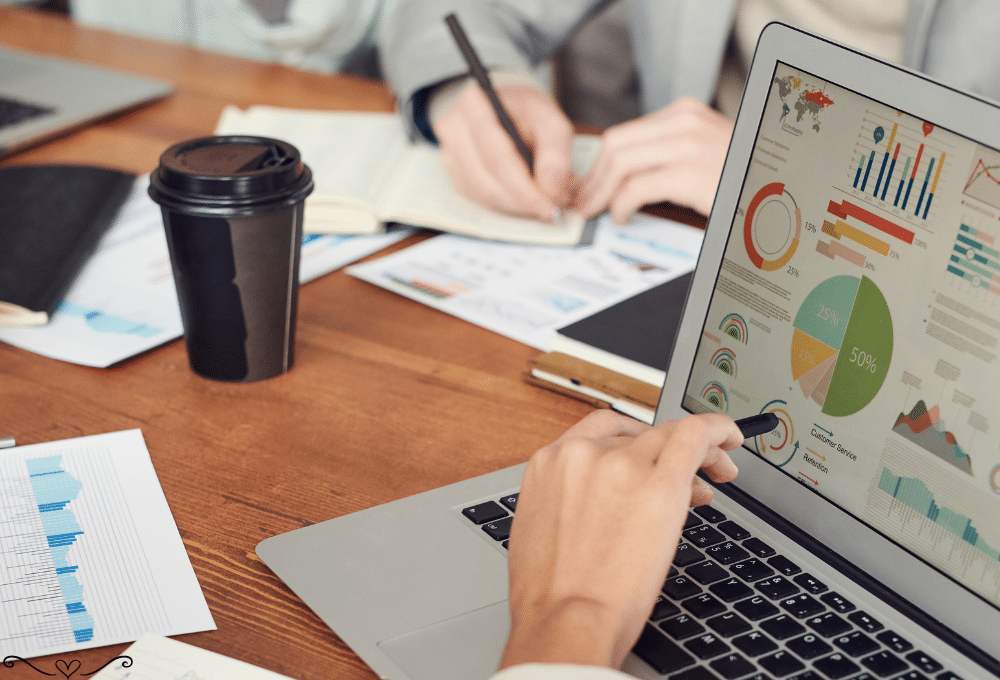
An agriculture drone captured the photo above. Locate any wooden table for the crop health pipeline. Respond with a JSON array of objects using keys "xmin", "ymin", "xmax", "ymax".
[{"xmin": 0, "ymin": 8, "xmax": 597, "ymax": 679}]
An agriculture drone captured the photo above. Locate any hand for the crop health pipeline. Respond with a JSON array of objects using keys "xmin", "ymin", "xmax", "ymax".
[
  {"xmin": 500, "ymin": 410, "xmax": 742, "ymax": 670},
  {"xmin": 432, "ymin": 81, "xmax": 576, "ymax": 221},
  {"xmin": 575, "ymin": 97, "xmax": 735, "ymax": 222}
]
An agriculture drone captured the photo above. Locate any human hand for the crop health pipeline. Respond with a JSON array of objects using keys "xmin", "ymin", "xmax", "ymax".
[
  {"xmin": 575, "ymin": 97, "xmax": 735, "ymax": 222},
  {"xmin": 500, "ymin": 410, "xmax": 742, "ymax": 670},
  {"xmin": 432, "ymin": 81, "xmax": 576, "ymax": 221}
]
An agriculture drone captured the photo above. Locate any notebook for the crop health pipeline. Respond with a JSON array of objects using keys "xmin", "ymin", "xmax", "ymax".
[
  {"xmin": 0, "ymin": 46, "xmax": 171, "ymax": 157},
  {"xmin": 257, "ymin": 23, "xmax": 1000, "ymax": 680}
]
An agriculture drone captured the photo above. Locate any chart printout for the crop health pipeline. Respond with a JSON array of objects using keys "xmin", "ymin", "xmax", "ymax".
[
  {"xmin": 0, "ymin": 430, "xmax": 214, "ymax": 658},
  {"xmin": 684, "ymin": 62, "xmax": 1000, "ymax": 611}
]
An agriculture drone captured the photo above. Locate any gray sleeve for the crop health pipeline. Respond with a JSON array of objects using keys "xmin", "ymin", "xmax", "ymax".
[{"xmin": 377, "ymin": 0, "xmax": 613, "ymax": 138}]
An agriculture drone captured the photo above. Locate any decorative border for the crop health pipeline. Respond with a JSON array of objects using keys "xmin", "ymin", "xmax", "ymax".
[{"xmin": 3, "ymin": 655, "xmax": 132, "ymax": 678}]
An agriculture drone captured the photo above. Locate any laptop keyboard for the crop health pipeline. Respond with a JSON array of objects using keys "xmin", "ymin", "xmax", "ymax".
[
  {"xmin": 0, "ymin": 95, "xmax": 54, "ymax": 129},
  {"xmin": 461, "ymin": 495, "xmax": 964, "ymax": 680}
]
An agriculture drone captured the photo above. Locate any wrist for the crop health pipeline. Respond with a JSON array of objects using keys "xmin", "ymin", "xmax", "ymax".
[{"xmin": 500, "ymin": 596, "xmax": 624, "ymax": 670}]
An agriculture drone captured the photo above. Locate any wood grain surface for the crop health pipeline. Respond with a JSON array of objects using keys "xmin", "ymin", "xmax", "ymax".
[{"xmin": 0, "ymin": 8, "xmax": 593, "ymax": 679}]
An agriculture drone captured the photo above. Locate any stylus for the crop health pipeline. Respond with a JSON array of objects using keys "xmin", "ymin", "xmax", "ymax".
[{"xmin": 735, "ymin": 413, "xmax": 780, "ymax": 439}]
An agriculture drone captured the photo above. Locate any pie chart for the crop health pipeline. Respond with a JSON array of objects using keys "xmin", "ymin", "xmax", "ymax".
[{"xmin": 791, "ymin": 275, "xmax": 892, "ymax": 416}]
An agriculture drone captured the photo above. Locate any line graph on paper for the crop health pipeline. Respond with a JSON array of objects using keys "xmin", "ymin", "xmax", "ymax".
[{"xmin": 0, "ymin": 445, "xmax": 169, "ymax": 657}]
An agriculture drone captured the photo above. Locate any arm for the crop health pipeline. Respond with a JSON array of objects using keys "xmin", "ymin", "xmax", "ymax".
[{"xmin": 500, "ymin": 410, "xmax": 743, "ymax": 670}]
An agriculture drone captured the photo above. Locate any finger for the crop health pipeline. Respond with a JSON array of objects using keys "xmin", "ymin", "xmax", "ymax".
[
  {"xmin": 645, "ymin": 414, "xmax": 743, "ymax": 481},
  {"xmin": 467, "ymin": 119, "xmax": 559, "ymax": 218},
  {"xmin": 690, "ymin": 476, "xmax": 716, "ymax": 506},
  {"xmin": 553, "ymin": 409, "xmax": 650, "ymax": 444},
  {"xmin": 576, "ymin": 142, "xmax": 670, "ymax": 218}
]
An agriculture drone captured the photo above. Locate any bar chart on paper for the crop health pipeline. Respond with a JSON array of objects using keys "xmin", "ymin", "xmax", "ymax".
[{"xmin": 0, "ymin": 430, "xmax": 214, "ymax": 659}]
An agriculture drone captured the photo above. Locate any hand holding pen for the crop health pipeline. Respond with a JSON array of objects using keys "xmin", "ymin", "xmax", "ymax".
[{"xmin": 439, "ymin": 13, "xmax": 576, "ymax": 223}]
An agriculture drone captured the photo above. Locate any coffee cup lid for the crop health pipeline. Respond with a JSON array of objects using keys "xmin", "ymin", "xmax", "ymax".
[{"xmin": 148, "ymin": 135, "xmax": 313, "ymax": 215}]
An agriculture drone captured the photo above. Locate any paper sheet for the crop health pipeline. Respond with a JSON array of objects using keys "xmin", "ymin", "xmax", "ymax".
[
  {"xmin": 89, "ymin": 633, "xmax": 294, "ymax": 680},
  {"xmin": 0, "ymin": 178, "xmax": 411, "ymax": 367},
  {"xmin": 347, "ymin": 214, "xmax": 705, "ymax": 350},
  {"xmin": 0, "ymin": 431, "xmax": 214, "ymax": 659}
]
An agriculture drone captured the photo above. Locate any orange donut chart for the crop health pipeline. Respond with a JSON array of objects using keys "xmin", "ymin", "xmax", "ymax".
[{"xmin": 744, "ymin": 182, "xmax": 802, "ymax": 271}]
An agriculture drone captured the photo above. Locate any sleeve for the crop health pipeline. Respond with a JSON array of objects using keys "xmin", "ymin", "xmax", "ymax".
[
  {"xmin": 489, "ymin": 663, "xmax": 635, "ymax": 680},
  {"xmin": 376, "ymin": 0, "xmax": 613, "ymax": 139}
]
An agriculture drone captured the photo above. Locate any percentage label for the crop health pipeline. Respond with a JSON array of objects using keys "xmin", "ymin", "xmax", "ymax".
[
  {"xmin": 851, "ymin": 347, "xmax": 878, "ymax": 373},
  {"xmin": 787, "ymin": 266, "xmax": 800, "ymax": 277},
  {"xmin": 889, "ymin": 250, "xmax": 900, "ymax": 260},
  {"xmin": 805, "ymin": 222, "xmax": 818, "ymax": 233},
  {"xmin": 914, "ymin": 239, "xmax": 928, "ymax": 249},
  {"xmin": 817, "ymin": 304, "xmax": 839, "ymax": 327},
  {"xmin": 865, "ymin": 262, "xmax": 876, "ymax": 271}
]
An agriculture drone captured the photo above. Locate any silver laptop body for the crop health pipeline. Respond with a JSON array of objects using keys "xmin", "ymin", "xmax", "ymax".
[
  {"xmin": 0, "ymin": 46, "xmax": 171, "ymax": 156},
  {"xmin": 258, "ymin": 23, "xmax": 1000, "ymax": 680}
]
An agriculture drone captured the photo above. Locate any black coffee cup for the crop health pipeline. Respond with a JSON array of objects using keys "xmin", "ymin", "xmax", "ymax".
[{"xmin": 149, "ymin": 136, "xmax": 314, "ymax": 382}]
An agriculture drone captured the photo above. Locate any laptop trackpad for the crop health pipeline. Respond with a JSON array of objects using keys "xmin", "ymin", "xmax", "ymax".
[{"xmin": 378, "ymin": 600, "xmax": 510, "ymax": 680}]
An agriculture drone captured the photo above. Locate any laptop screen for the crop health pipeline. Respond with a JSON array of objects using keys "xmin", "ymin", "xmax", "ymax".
[{"xmin": 682, "ymin": 60, "xmax": 1000, "ymax": 613}]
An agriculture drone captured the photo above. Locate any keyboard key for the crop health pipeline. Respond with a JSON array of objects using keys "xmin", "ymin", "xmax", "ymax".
[
  {"xmin": 632, "ymin": 623, "xmax": 695, "ymax": 674},
  {"xmin": 811, "ymin": 652, "xmax": 860, "ymax": 679},
  {"xmin": 759, "ymin": 614, "xmax": 806, "ymax": 640},
  {"xmin": 663, "ymin": 574, "xmax": 702, "ymax": 600},
  {"xmin": 804, "ymin": 611, "xmax": 850, "ymax": 637},
  {"xmin": 860, "ymin": 650, "xmax": 908, "ymax": 676},
  {"xmin": 684, "ymin": 632, "xmax": 731, "ymax": 659},
  {"xmin": 706, "ymin": 611, "xmax": 751, "ymax": 637},
  {"xmin": 875, "ymin": 630, "xmax": 912, "ymax": 653},
  {"xmin": 684, "ymin": 512, "xmax": 703, "ymax": 530},
  {"xmin": 501, "ymin": 540, "xmax": 508, "ymax": 550},
  {"xmin": 792, "ymin": 572, "xmax": 827, "ymax": 594},
  {"xmin": 730, "ymin": 558, "xmax": 776, "ymax": 582},
  {"xmin": 755, "ymin": 575, "xmax": 800, "ymax": 600},
  {"xmin": 706, "ymin": 541, "xmax": 751, "ymax": 565},
  {"xmin": 833, "ymin": 630, "xmax": 879, "ymax": 657},
  {"xmin": 650, "ymin": 595, "xmax": 680, "ymax": 621},
  {"xmin": 733, "ymin": 595, "xmax": 779, "ymax": 621},
  {"xmin": 895, "ymin": 673, "xmax": 931, "ymax": 680},
  {"xmin": 669, "ymin": 668, "xmax": 717, "ymax": 680},
  {"xmin": 499, "ymin": 493, "xmax": 518, "ymax": 511},
  {"xmin": 767, "ymin": 555, "xmax": 801, "ymax": 576},
  {"xmin": 482, "ymin": 516, "xmax": 513, "ymax": 541},
  {"xmin": 820, "ymin": 592, "xmax": 856, "ymax": 614},
  {"xmin": 733, "ymin": 630, "xmax": 778, "ymax": 657},
  {"xmin": 935, "ymin": 673, "xmax": 964, "ymax": 680},
  {"xmin": 906, "ymin": 651, "xmax": 944, "ymax": 674},
  {"xmin": 687, "ymin": 560, "xmax": 730, "ymax": 585},
  {"xmin": 786, "ymin": 633, "xmax": 832, "ymax": 659},
  {"xmin": 682, "ymin": 593, "xmax": 727, "ymax": 619},
  {"xmin": 693, "ymin": 505, "xmax": 727, "ymax": 523},
  {"xmin": 683, "ymin": 524, "xmax": 728, "ymax": 548},
  {"xmin": 779, "ymin": 593, "xmax": 825, "ymax": 618},
  {"xmin": 718, "ymin": 520, "xmax": 752, "ymax": 540},
  {"xmin": 787, "ymin": 673, "xmax": 822, "ymax": 680},
  {"xmin": 660, "ymin": 614, "xmax": 705, "ymax": 640},
  {"xmin": 674, "ymin": 542, "xmax": 706, "ymax": 567},
  {"xmin": 462, "ymin": 501, "xmax": 507, "ymax": 524},
  {"xmin": 709, "ymin": 577, "xmax": 754, "ymax": 603},
  {"xmin": 742, "ymin": 536, "xmax": 776, "ymax": 557},
  {"xmin": 710, "ymin": 652, "xmax": 757, "ymax": 679},
  {"xmin": 758, "ymin": 650, "xmax": 805, "ymax": 677},
  {"xmin": 848, "ymin": 610, "xmax": 884, "ymax": 633}
]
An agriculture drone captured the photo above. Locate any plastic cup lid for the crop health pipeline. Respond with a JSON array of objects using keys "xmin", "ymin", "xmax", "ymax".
[{"xmin": 148, "ymin": 135, "xmax": 313, "ymax": 214}]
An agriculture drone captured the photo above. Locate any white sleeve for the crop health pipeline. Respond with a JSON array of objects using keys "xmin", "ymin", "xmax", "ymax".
[{"xmin": 489, "ymin": 663, "xmax": 634, "ymax": 680}]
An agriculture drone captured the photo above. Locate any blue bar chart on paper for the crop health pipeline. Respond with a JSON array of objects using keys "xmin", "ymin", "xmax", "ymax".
[{"xmin": 0, "ymin": 431, "xmax": 215, "ymax": 659}]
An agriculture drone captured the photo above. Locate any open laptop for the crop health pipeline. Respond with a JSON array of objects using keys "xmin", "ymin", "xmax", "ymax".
[
  {"xmin": 257, "ymin": 23, "xmax": 1000, "ymax": 680},
  {"xmin": 0, "ymin": 45, "xmax": 172, "ymax": 157}
]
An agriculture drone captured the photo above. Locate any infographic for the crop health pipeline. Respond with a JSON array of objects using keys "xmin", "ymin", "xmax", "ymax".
[{"xmin": 684, "ymin": 62, "xmax": 1000, "ymax": 607}]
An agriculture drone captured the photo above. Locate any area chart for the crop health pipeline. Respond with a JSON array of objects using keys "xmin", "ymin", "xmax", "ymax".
[{"xmin": 791, "ymin": 275, "xmax": 892, "ymax": 416}]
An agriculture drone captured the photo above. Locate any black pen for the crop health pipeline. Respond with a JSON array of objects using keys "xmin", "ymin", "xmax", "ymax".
[
  {"xmin": 735, "ymin": 413, "xmax": 779, "ymax": 439},
  {"xmin": 444, "ymin": 13, "xmax": 535, "ymax": 173}
]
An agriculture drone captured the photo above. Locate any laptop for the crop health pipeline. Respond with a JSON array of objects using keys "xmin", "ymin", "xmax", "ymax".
[
  {"xmin": 0, "ymin": 45, "xmax": 172, "ymax": 157},
  {"xmin": 257, "ymin": 23, "xmax": 1000, "ymax": 680}
]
